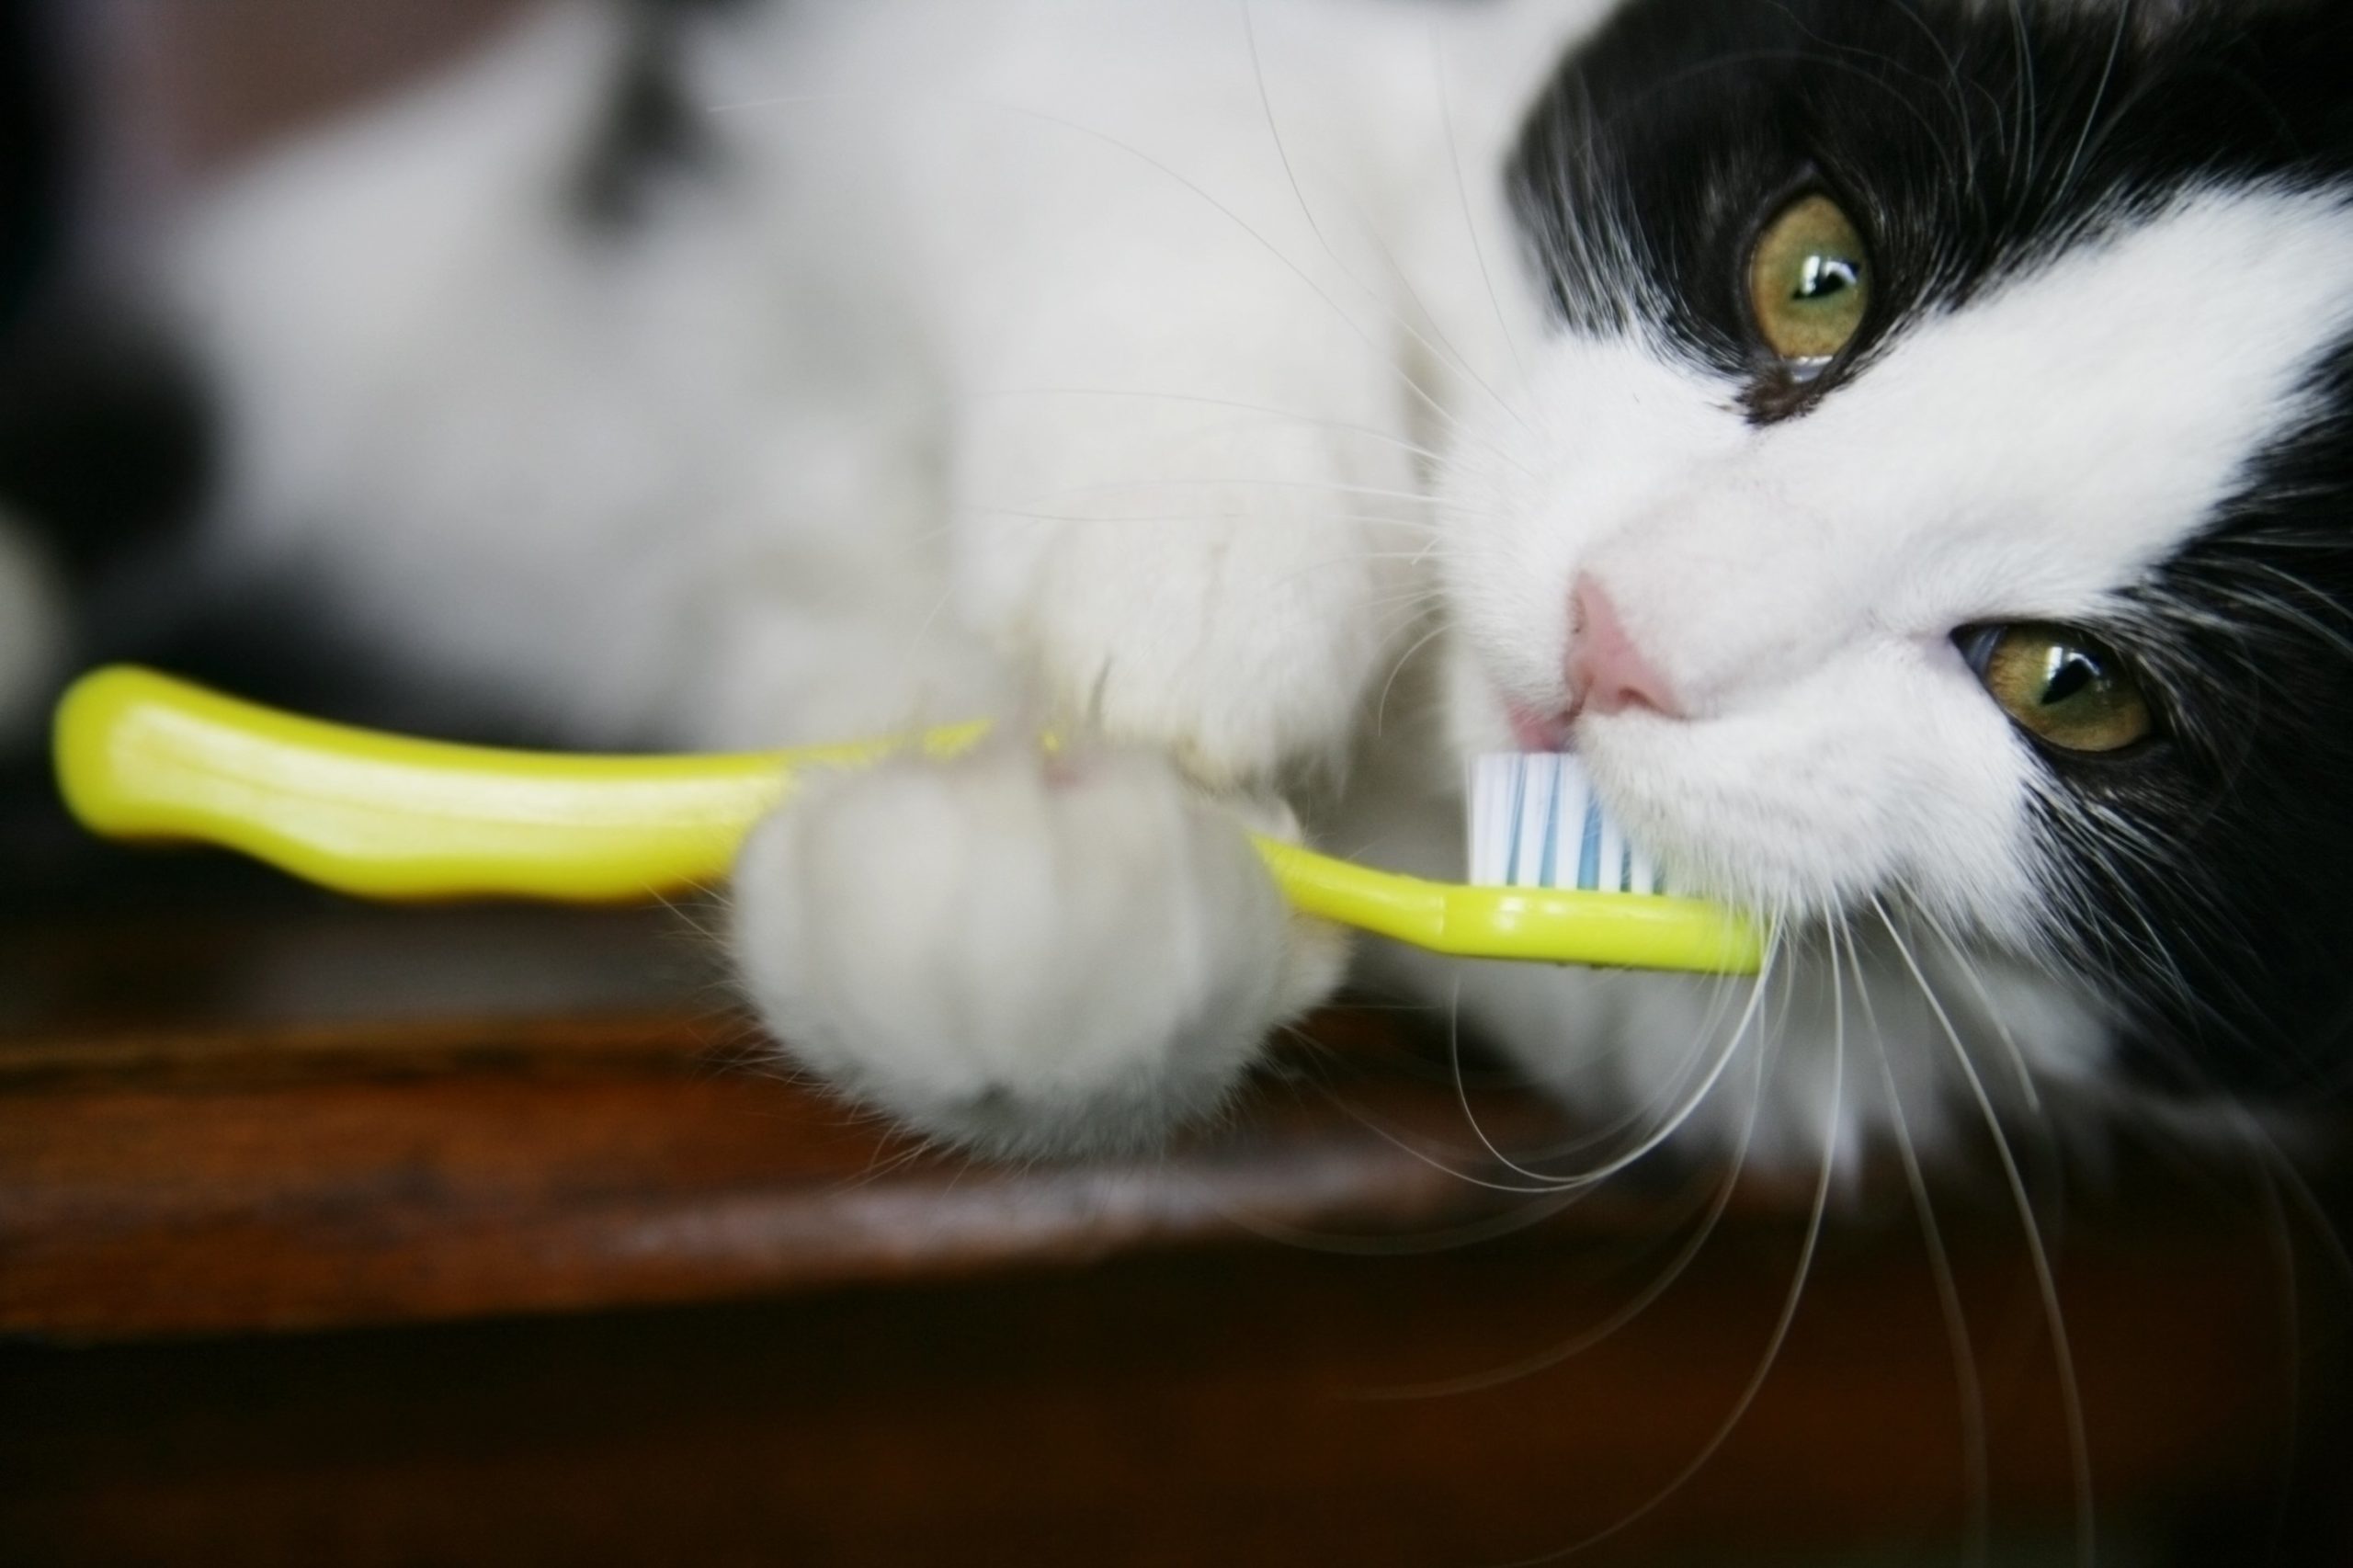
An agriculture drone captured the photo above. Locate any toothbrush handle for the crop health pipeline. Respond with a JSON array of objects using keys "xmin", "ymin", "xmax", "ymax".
[
  {"xmin": 57, "ymin": 667, "xmax": 1309, "ymax": 915},
  {"xmin": 51, "ymin": 665, "xmax": 972, "ymax": 902},
  {"xmin": 52, "ymin": 666, "xmax": 1766, "ymax": 972}
]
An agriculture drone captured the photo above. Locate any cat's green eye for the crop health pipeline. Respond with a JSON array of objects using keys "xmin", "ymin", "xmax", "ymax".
[
  {"xmin": 1967, "ymin": 625, "xmax": 2154, "ymax": 755},
  {"xmin": 1747, "ymin": 193, "xmax": 1870, "ymax": 369}
]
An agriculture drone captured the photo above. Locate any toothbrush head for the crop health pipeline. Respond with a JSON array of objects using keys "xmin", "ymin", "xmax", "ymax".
[{"xmin": 1469, "ymin": 753, "xmax": 1667, "ymax": 895}]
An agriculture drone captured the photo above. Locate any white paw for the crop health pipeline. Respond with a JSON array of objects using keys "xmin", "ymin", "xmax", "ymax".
[
  {"xmin": 731, "ymin": 738, "xmax": 1348, "ymax": 1156},
  {"xmin": 1024, "ymin": 515, "xmax": 1387, "ymax": 788},
  {"xmin": 961, "ymin": 411, "xmax": 1410, "ymax": 789}
]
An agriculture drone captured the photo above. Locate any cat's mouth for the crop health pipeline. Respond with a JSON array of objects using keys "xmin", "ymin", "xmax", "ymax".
[
  {"xmin": 1505, "ymin": 701, "xmax": 1572, "ymax": 752},
  {"xmin": 1488, "ymin": 665, "xmax": 1893, "ymax": 919}
]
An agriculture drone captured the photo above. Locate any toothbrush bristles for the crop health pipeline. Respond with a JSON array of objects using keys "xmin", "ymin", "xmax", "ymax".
[{"xmin": 1467, "ymin": 754, "xmax": 1665, "ymax": 894}]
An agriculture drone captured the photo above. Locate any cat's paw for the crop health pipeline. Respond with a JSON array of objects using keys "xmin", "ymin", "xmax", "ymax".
[
  {"xmin": 962, "ymin": 415, "xmax": 1405, "ymax": 789},
  {"xmin": 1023, "ymin": 520, "xmax": 1389, "ymax": 789},
  {"xmin": 731, "ymin": 738, "xmax": 1348, "ymax": 1157}
]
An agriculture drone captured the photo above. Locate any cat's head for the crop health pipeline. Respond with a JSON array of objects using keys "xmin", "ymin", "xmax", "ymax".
[{"xmin": 1438, "ymin": 0, "xmax": 2353, "ymax": 1096}]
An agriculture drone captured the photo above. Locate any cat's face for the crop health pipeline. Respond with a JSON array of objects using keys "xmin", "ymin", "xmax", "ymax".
[{"xmin": 1437, "ymin": 0, "xmax": 2353, "ymax": 1096}]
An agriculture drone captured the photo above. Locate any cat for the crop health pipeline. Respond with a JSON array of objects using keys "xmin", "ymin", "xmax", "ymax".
[{"xmin": 13, "ymin": 0, "xmax": 2353, "ymax": 1171}]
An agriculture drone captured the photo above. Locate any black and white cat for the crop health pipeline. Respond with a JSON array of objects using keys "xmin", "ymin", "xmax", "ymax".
[{"xmin": 19, "ymin": 0, "xmax": 2353, "ymax": 1166}]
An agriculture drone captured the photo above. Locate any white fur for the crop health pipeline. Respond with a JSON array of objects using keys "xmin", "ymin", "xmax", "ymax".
[
  {"xmin": 159, "ymin": 1, "xmax": 2349, "ymax": 1165},
  {"xmin": 732, "ymin": 740, "xmax": 1347, "ymax": 1154}
]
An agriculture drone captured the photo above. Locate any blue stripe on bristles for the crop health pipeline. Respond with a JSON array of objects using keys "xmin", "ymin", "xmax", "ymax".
[
  {"xmin": 1470, "ymin": 757, "xmax": 1492, "ymax": 885},
  {"xmin": 1503, "ymin": 755, "xmax": 1527, "ymax": 888},
  {"xmin": 1467, "ymin": 754, "xmax": 1669, "ymax": 894},
  {"xmin": 1534, "ymin": 762, "xmax": 1554, "ymax": 885},
  {"xmin": 1534, "ymin": 753, "xmax": 1552, "ymax": 885},
  {"xmin": 1576, "ymin": 788, "xmax": 1603, "ymax": 891}
]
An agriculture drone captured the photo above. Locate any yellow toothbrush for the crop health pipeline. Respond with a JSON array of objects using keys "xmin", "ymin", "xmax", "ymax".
[{"xmin": 51, "ymin": 665, "xmax": 1764, "ymax": 975}]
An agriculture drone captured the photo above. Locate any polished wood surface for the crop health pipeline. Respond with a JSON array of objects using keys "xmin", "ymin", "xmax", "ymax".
[
  {"xmin": 3, "ymin": 857, "xmax": 2347, "ymax": 1564},
  {"xmin": 0, "ymin": 890, "xmax": 1640, "ymax": 1337}
]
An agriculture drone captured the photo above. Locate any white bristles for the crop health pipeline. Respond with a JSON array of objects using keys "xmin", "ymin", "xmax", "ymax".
[{"xmin": 1467, "ymin": 754, "xmax": 1666, "ymax": 894}]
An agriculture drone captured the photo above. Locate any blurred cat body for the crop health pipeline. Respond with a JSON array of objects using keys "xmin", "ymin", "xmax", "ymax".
[{"xmin": 93, "ymin": 0, "xmax": 2353, "ymax": 1160}]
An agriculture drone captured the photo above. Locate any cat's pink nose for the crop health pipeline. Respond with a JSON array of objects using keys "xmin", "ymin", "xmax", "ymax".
[{"xmin": 1566, "ymin": 574, "xmax": 1681, "ymax": 719}]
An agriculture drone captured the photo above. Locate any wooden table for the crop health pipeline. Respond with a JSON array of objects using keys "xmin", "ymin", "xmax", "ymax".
[{"xmin": 4, "ymin": 816, "xmax": 2347, "ymax": 1566}]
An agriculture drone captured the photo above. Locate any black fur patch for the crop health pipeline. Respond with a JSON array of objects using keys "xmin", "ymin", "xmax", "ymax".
[
  {"xmin": 1511, "ymin": 0, "xmax": 2353, "ymax": 1098},
  {"xmin": 0, "ymin": 307, "xmax": 215, "ymax": 581},
  {"xmin": 0, "ymin": 0, "xmax": 63, "ymax": 334},
  {"xmin": 2081, "ymin": 337, "xmax": 2353, "ymax": 1098},
  {"xmin": 570, "ymin": 0, "xmax": 742, "ymax": 232},
  {"xmin": 0, "ymin": 0, "xmax": 213, "ymax": 583}
]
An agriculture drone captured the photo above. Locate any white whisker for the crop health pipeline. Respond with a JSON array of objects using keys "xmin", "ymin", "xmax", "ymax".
[
  {"xmin": 1496, "ymin": 912, "xmax": 1839, "ymax": 1567},
  {"xmin": 1875, "ymin": 897, "xmax": 2095, "ymax": 1568},
  {"xmin": 1842, "ymin": 916, "xmax": 1992, "ymax": 1568},
  {"xmin": 1367, "ymin": 1041, "xmax": 1767, "ymax": 1400}
]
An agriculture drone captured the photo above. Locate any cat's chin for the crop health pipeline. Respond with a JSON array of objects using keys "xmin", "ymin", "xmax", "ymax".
[{"xmin": 1365, "ymin": 900, "xmax": 2121, "ymax": 1174}]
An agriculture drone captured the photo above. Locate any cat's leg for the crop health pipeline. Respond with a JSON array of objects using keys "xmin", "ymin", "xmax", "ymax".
[
  {"xmin": 713, "ymin": 536, "xmax": 1362, "ymax": 1153},
  {"xmin": 733, "ymin": 314, "xmax": 1411, "ymax": 1146},
  {"xmin": 731, "ymin": 736, "xmax": 1348, "ymax": 1156},
  {"xmin": 726, "ymin": 43, "xmax": 1428, "ymax": 1150},
  {"xmin": 944, "ymin": 257, "xmax": 1423, "ymax": 790},
  {"xmin": 713, "ymin": 352, "xmax": 1384, "ymax": 1151}
]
